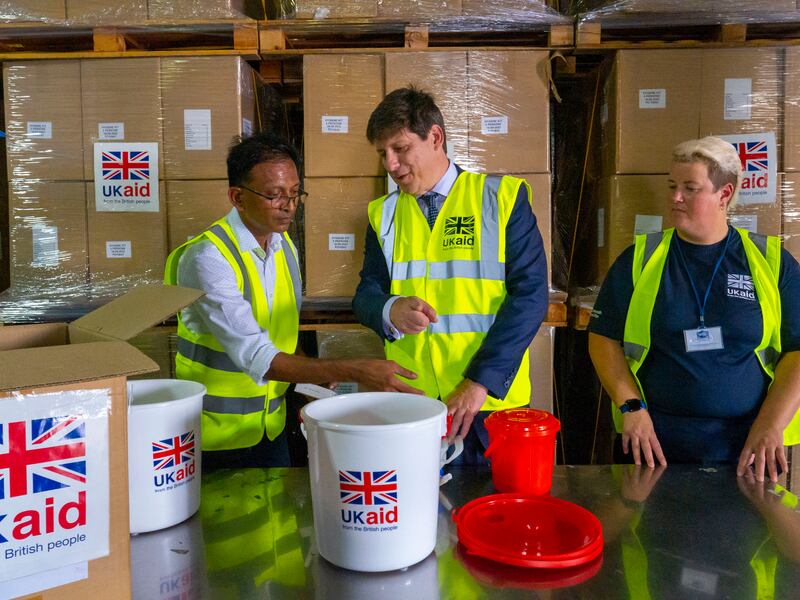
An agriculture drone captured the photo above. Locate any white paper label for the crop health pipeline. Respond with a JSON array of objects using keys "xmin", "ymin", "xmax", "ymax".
[
  {"xmin": 597, "ymin": 208, "xmax": 605, "ymax": 248},
  {"xmin": 184, "ymin": 109, "xmax": 212, "ymax": 150},
  {"xmin": 329, "ymin": 233, "xmax": 355, "ymax": 251},
  {"xmin": 639, "ymin": 88, "xmax": 666, "ymax": 109},
  {"xmin": 719, "ymin": 132, "xmax": 777, "ymax": 205},
  {"xmin": 724, "ymin": 78, "xmax": 752, "ymax": 120},
  {"xmin": 0, "ymin": 390, "xmax": 111, "ymax": 582},
  {"xmin": 334, "ymin": 382, "xmax": 359, "ymax": 395},
  {"xmin": 634, "ymin": 214, "xmax": 663, "ymax": 236},
  {"xmin": 26, "ymin": 121, "xmax": 52, "ymax": 139},
  {"xmin": 93, "ymin": 142, "xmax": 160, "ymax": 212},
  {"xmin": 321, "ymin": 116, "xmax": 349, "ymax": 133},
  {"xmin": 481, "ymin": 115, "xmax": 509, "ymax": 135},
  {"xmin": 31, "ymin": 225, "xmax": 59, "ymax": 267},
  {"xmin": 242, "ymin": 117, "xmax": 253, "ymax": 137},
  {"xmin": 2, "ymin": 562, "xmax": 88, "ymax": 599},
  {"xmin": 681, "ymin": 567, "xmax": 718, "ymax": 594},
  {"xmin": 106, "ymin": 240, "xmax": 132, "ymax": 258},
  {"xmin": 97, "ymin": 122, "xmax": 124, "ymax": 141},
  {"xmin": 730, "ymin": 214, "xmax": 758, "ymax": 232}
]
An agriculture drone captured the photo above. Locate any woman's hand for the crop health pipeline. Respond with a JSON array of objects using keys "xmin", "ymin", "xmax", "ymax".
[
  {"xmin": 737, "ymin": 417, "xmax": 788, "ymax": 483},
  {"xmin": 622, "ymin": 410, "xmax": 667, "ymax": 468}
]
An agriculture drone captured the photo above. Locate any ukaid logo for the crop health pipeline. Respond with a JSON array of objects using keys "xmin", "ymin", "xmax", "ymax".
[
  {"xmin": 442, "ymin": 216, "xmax": 475, "ymax": 250},
  {"xmin": 720, "ymin": 132, "xmax": 777, "ymax": 205},
  {"xmin": 728, "ymin": 273, "xmax": 756, "ymax": 301},
  {"xmin": 0, "ymin": 390, "xmax": 110, "ymax": 583},
  {"xmin": 339, "ymin": 470, "xmax": 399, "ymax": 532},
  {"xmin": 94, "ymin": 142, "xmax": 160, "ymax": 212},
  {"xmin": 152, "ymin": 431, "xmax": 196, "ymax": 492}
]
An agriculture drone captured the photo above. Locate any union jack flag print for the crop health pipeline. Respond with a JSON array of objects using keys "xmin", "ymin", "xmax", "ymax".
[
  {"xmin": 101, "ymin": 150, "xmax": 150, "ymax": 180},
  {"xmin": 732, "ymin": 140, "xmax": 769, "ymax": 172},
  {"xmin": 444, "ymin": 216, "xmax": 475, "ymax": 236},
  {"xmin": 728, "ymin": 273, "xmax": 754, "ymax": 291},
  {"xmin": 339, "ymin": 470, "xmax": 398, "ymax": 505},
  {"xmin": 152, "ymin": 431, "xmax": 195, "ymax": 471},
  {"xmin": 0, "ymin": 416, "xmax": 86, "ymax": 500}
]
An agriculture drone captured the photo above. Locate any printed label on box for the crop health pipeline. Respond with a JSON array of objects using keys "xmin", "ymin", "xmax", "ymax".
[
  {"xmin": 31, "ymin": 225, "xmax": 59, "ymax": 267},
  {"xmin": 597, "ymin": 208, "xmax": 605, "ymax": 248},
  {"xmin": 242, "ymin": 118, "xmax": 253, "ymax": 137},
  {"xmin": 730, "ymin": 214, "xmax": 758, "ymax": 232},
  {"xmin": 724, "ymin": 78, "xmax": 752, "ymax": 121},
  {"xmin": 0, "ymin": 389, "xmax": 111, "ymax": 583},
  {"xmin": 26, "ymin": 122, "xmax": 52, "ymax": 139},
  {"xmin": 322, "ymin": 116, "xmax": 349, "ymax": 134},
  {"xmin": 98, "ymin": 122, "xmax": 125, "ymax": 141},
  {"xmin": 481, "ymin": 116, "xmax": 509, "ymax": 135},
  {"xmin": 184, "ymin": 109, "xmax": 212, "ymax": 150},
  {"xmin": 106, "ymin": 241, "xmax": 132, "ymax": 259},
  {"xmin": 334, "ymin": 382, "xmax": 359, "ymax": 395},
  {"xmin": 719, "ymin": 132, "xmax": 777, "ymax": 205},
  {"xmin": 329, "ymin": 234, "xmax": 355, "ymax": 251},
  {"xmin": 634, "ymin": 214, "xmax": 663, "ymax": 236},
  {"xmin": 639, "ymin": 89, "xmax": 666, "ymax": 109},
  {"xmin": 94, "ymin": 142, "xmax": 160, "ymax": 212}
]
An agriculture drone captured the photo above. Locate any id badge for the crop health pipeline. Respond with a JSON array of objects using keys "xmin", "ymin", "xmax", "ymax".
[{"xmin": 684, "ymin": 326, "xmax": 724, "ymax": 352}]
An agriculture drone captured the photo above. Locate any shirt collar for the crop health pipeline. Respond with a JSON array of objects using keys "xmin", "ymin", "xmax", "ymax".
[
  {"xmin": 419, "ymin": 160, "xmax": 458, "ymax": 200},
  {"xmin": 225, "ymin": 208, "xmax": 282, "ymax": 257}
]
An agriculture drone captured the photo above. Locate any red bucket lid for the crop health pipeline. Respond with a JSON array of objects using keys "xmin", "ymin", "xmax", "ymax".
[
  {"xmin": 453, "ymin": 494, "xmax": 603, "ymax": 569},
  {"xmin": 485, "ymin": 408, "xmax": 561, "ymax": 436}
]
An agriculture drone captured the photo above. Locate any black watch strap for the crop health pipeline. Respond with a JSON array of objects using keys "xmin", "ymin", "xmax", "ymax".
[{"xmin": 619, "ymin": 398, "xmax": 646, "ymax": 414}]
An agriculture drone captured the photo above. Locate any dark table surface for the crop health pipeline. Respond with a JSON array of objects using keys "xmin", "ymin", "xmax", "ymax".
[{"xmin": 130, "ymin": 464, "xmax": 800, "ymax": 599}]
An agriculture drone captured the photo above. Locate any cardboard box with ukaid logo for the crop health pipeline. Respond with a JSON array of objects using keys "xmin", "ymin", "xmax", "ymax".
[{"xmin": 0, "ymin": 284, "xmax": 201, "ymax": 600}]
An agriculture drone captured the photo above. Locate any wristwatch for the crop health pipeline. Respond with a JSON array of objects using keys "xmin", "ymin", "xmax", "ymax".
[{"xmin": 619, "ymin": 398, "xmax": 646, "ymax": 414}]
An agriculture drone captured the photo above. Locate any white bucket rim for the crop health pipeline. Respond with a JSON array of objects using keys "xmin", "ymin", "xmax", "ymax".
[
  {"xmin": 128, "ymin": 379, "xmax": 206, "ymax": 410},
  {"xmin": 301, "ymin": 392, "xmax": 446, "ymax": 433}
]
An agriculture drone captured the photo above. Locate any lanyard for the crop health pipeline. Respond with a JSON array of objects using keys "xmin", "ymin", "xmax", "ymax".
[{"xmin": 673, "ymin": 228, "xmax": 732, "ymax": 331}]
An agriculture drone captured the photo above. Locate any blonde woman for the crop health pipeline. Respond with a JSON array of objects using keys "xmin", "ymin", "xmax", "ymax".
[{"xmin": 589, "ymin": 136, "xmax": 800, "ymax": 481}]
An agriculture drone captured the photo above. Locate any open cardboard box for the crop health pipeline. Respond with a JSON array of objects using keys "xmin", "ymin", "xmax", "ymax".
[{"xmin": 0, "ymin": 284, "xmax": 201, "ymax": 600}]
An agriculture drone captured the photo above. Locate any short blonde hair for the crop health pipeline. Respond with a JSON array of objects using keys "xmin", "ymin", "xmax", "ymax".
[{"xmin": 672, "ymin": 136, "xmax": 742, "ymax": 210}]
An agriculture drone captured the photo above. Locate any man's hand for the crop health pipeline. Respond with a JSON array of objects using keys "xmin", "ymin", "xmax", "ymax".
[
  {"xmin": 737, "ymin": 416, "xmax": 787, "ymax": 483},
  {"xmin": 621, "ymin": 409, "xmax": 667, "ymax": 468},
  {"xmin": 389, "ymin": 296, "xmax": 438, "ymax": 334},
  {"xmin": 446, "ymin": 379, "xmax": 488, "ymax": 441},
  {"xmin": 348, "ymin": 359, "xmax": 423, "ymax": 394}
]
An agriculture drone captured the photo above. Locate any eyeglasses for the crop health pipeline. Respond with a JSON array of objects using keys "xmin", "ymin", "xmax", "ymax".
[{"xmin": 239, "ymin": 184, "xmax": 308, "ymax": 208}]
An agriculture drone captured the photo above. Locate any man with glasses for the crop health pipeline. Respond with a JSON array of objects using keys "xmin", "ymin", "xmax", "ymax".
[{"xmin": 165, "ymin": 132, "xmax": 419, "ymax": 468}]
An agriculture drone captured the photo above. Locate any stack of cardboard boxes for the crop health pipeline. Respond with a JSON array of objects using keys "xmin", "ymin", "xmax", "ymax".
[
  {"xmin": 3, "ymin": 56, "xmax": 257, "ymax": 300},
  {"xmin": 784, "ymin": 48, "xmax": 800, "ymax": 262},
  {"xmin": 4, "ymin": 0, "xmax": 250, "ymax": 22},
  {"xmin": 597, "ymin": 48, "xmax": 785, "ymax": 280},
  {"xmin": 303, "ymin": 50, "xmax": 552, "ymax": 298}
]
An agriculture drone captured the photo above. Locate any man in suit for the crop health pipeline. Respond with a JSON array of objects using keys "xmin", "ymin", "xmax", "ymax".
[{"xmin": 353, "ymin": 87, "xmax": 549, "ymax": 465}]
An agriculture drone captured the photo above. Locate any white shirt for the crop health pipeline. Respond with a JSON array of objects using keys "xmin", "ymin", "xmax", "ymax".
[
  {"xmin": 382, "ymin": 160, "xmax": 459, "ymax": 338},
  {"xmin": 177, "ymin": 208, "xmax": 284, "ymax": 385}
]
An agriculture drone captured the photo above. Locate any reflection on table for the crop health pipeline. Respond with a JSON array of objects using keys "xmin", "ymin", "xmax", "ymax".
[{"xmin": 130, "ymin": 465, "xmax": 800, "ymax": 600}]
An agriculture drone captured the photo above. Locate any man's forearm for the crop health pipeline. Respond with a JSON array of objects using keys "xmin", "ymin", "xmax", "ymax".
[{"xmin": 266, "ymin": 352, "xmax": 357, "ymax": 384}]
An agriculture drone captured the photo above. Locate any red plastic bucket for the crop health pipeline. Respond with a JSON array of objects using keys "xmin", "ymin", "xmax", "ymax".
[{"xmin": 484, "ymin": 409, "xmax": 560, "ymax": 495}]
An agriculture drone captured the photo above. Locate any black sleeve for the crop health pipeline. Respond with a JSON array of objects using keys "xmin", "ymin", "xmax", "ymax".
[
  {"xmin": 587, "ymin": 245, "xmax": 636, "ymax": 341},
  {"xmin": 779, "ymin": 247, "xmax": 800, "ymax": 352}
]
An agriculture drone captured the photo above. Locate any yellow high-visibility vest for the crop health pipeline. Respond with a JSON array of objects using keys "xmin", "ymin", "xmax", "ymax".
[
  {"xmin": 367, "ymin": 171, "xmax": 532, "ymax": 409},
  {"xmin": 164, "ymin": 217, "xmax": 301, "ymax": 450},
  {"xmin": 618, "ymin": 228, "xmax": 799, "ymax": 445}
]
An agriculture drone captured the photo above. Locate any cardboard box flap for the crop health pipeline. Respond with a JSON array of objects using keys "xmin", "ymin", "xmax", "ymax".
[
  {"xmin": 0, "ymin": 342, "xmax": 158, "ymax": 392},
  {"xmin": 70, "ymin": 284, "xmax": 202, "ymax": 342}
]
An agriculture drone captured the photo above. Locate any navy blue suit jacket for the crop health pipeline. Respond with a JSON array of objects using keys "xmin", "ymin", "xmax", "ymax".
[{"xmin": 352, "ymin": 170, "xmax": 549, "ymax": 399}]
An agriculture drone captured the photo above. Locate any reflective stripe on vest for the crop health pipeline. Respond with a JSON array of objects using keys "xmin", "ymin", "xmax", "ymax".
[
  {"xmin": 617, "ymin": 228, "xmax": 798, "ymax": 443},
  {"xmin": 164, "ymin": 216, "xmax": 300, "ymax": 450},
  {"xmin": 368, "ymin": 171, "xmax": 531, "ymax": 408}
]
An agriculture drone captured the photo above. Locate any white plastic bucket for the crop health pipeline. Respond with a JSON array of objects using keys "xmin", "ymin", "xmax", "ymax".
[
  {"xmin": 301, "ymin": 392, "xmax": 454, "ymax": 572},
  {"xmin": 128, "ymin": 379, "xmax": 204, "ymax": 534}
]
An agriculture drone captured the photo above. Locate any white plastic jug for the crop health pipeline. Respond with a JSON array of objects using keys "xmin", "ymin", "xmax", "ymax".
[
  {"xmin": 127, "ymin": 379, "xmax": 204, "ymax": 534},
  {"xmin": 301, "ymin": 392, "xmax": 461, "ymax": 572}
]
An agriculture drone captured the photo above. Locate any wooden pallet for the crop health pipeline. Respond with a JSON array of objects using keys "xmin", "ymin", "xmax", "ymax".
[
  {"xmin": 576, "ymin": 11, "xmax": 800, "ymax": 49},
  {"xmin": 260, "ymin": 17, "xmax": 574, "ymax": 54},
  {"xmin": 0, "ymin": 19, "xmax": 259, "ymax": 60},
  {"xmin": 300, "ymin": 297, "xmax": 569, "ymax": 330}
]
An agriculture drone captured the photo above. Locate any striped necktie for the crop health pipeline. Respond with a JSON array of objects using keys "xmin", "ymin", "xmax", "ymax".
[{"xmin": 420, "ymin": 192, "xmax": 440, "ymax": 229}]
